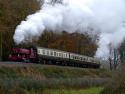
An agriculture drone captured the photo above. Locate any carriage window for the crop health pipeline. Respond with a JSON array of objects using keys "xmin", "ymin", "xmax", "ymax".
[
  {"xmin": 50, "ymin": 51, "xmax": 53, "ymax": 56},
  {"xmin": 72, "ymin": 55, "xmax": 74, "ymax": 59},
  {"xmin": 56, "ymin": 53, "xmax": 59, "ymax": 57},
  {"xmin": 65, "ymin": 53, "xmax": 67, "ymax": 58},
  {"xmin": 80, "ymin": 57, "xmax": 82, "ymax": 61},
  {"xmin": 42, "ymin": 50, "xmax": 45, "ymax": 55},
  {"xmin": 63, "ymin": 53, "xmax": 66, "ymax": 58},
  {"xmin": 47, "ymin": 50, "xmax": 49, "ymax": 55},
  {"xmin": 75, "ymin": 56, "xmax": 78, "ymax": 60},
  {"xmin": 59, "ymin": 53, "xmax": 61, "ymax": 57},
  {"xmin": 83, "ymin": 58, "xmax": 86, "ymax": 61},
  {"xmin": 77, "ymin": 56, "xmax": 79, "ymax": 60},
  {"xmin": 73, "ymin": 56, "xmax": 76, "ymax": 59},
  {"xmin": 86, "ymin": 58, "xmax": 88, "ymax": 61},
  {"xmin": 54, "ymin": 52, "xmax": 56, "ymax": 56}
]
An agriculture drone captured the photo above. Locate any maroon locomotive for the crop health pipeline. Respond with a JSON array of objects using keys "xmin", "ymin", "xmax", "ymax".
[{"xmin": 9, "ymin": 47, "xmax": 38, "ymax": 62}]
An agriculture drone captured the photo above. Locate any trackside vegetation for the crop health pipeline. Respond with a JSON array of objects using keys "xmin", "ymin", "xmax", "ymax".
[
  {"xmin": 0, "ymin": 62, "xmax": 111, "ymax": 94},
  {"xmin": 100, "ymin": 64, "xmax": 125, "ymax": 94},
  {"xmin": 43, "ymin": 87, "xmax": 103, "ymax": 94}
]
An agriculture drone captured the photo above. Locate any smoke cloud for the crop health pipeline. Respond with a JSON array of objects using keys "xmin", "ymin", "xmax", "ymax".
[{"xmin": 13, "ymin": 0, "xmax": 125, "ymax": 59}]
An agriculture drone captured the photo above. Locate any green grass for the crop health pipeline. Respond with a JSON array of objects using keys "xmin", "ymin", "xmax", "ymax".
[{"xmin": 43, "ymin": 87, "xmax": 103, "ymax": 94}]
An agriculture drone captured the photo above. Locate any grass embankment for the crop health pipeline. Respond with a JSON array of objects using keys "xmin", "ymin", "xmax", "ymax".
[
  {"xmin": 0, "ymin": 62, "xmax": 110, "ymax": 94},
  {"xmin": 44, "ymin": 87, "xmax": 103, "ymax": 94},
  {"xmin": 0, "ymin": 62, "xmax": 112, "ymax": 79}
]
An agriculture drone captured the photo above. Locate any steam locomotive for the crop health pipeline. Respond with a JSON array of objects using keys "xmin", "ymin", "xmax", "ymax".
[{"xmin": 9, "ymin": 46, "xmax": 100, "ymax": 68}]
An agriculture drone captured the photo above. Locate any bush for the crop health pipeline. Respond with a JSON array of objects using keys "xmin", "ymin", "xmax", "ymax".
[{"xmin": 100, "ymin": 64, "xmax": 125, "ymax": 94}]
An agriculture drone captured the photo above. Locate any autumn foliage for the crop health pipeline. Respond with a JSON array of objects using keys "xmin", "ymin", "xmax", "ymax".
[{"xmin": 0, "ymin": 0, "xmax": 40, "ymax": 60}]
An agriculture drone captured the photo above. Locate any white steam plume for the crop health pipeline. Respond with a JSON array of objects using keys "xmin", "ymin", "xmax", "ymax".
[{"xmin": 14, "ymin": 0, "xmax": 125, "ymax": 59}]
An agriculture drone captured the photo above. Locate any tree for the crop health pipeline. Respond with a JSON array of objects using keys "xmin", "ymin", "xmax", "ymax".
[
  {"xmin": 0, "ymin": 0, "xmax": 40, "ymax": 60},
  {"xmin": 108, "ymin": 46, "xmax": 121, "ymax": 70}
]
